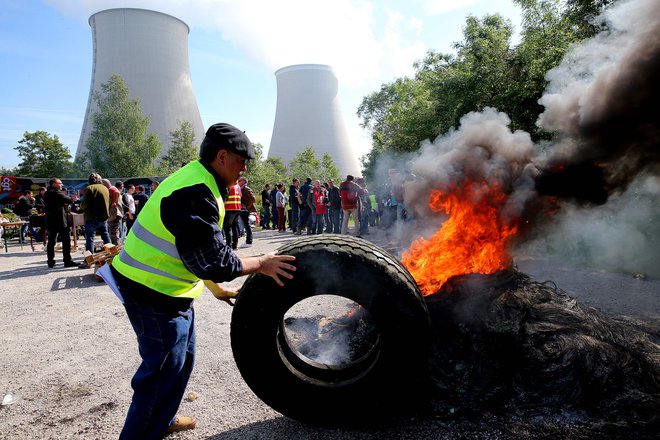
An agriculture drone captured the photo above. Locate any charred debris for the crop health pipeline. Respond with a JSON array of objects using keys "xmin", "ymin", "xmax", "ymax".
[{"xmin": 288, "ymin": 269, "xmax": 659, "ymax": 435}]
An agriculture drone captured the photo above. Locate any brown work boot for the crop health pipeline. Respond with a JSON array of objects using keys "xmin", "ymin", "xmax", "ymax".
[{"xmin": 167, "ymin": 416, "xmax": 196, "ymax": 433}]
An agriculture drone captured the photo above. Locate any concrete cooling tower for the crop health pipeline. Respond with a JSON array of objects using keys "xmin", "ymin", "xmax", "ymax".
[
  {"xmin": 76, "ymin": 8, "xmax": 205, "ymax": 161},
  {"xmin": 268, "ymin": 64, "xmax": 361, "ymax": 177}
]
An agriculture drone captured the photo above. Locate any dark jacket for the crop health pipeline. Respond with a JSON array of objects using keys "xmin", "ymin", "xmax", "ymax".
[
  {"xmin": 44, "ymin": 188, "xmax": 72, "ymax": 229},
  {"xmin": 34, "ymin": 193, "xmax": 46, "ymax": 214},
  {"xmin": 298, "ymin": 182, "xmax": 312, "ymax": 210},
  {"xmin": 133, "ymin": 193, "xmax": 150, "ymax": 216},
  {"xmin": 260, "ymin": 189, "xmax": 271, "ymax": 207},
  {"xmin": 14, "ymin": 196, "xmax": 35, "ymax": 217},
  {"xmin": 306, "ymin": 187, "xmax": 316, "ymax": 210},
  {"xmin": 327, "ymin": 186, "xmax": 341, "ymax": 210},
  {"xmin": 269, "ymin": 188, "xmax": 279, "ymax": 207},
  {"xmin": 289, "ymin": 185, "xmax": 300, "ymax": 207}
]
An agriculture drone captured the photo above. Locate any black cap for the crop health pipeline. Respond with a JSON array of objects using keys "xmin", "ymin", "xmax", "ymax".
[{"xmin": 200, "ymin": 123, "xmax": 255, "ymax": 161}]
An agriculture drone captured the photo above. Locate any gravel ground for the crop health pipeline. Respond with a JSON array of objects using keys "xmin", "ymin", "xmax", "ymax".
[{"xmin": 0, "ymin": 228, "xmax": 657, "ymax": 439}]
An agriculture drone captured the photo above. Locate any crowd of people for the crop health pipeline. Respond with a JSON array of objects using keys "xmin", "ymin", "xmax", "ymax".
[
  {"xmin": 257, "ymin": 167, "xmax": 413, "ymax": 243},
  {"xmin": 5, "ymin": 163, "xmax": 415, "ymax": 268},
  {"xmin": 4, "ymin": 176, "xmax": 160, "ymax": 268}
]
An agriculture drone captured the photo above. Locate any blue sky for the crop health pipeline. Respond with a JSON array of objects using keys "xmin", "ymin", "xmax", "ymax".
[{"xmin": 0, "ymin": 0, "xmax": 521, "ymax": 170}]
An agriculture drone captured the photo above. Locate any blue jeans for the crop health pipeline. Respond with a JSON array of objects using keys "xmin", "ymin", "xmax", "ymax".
[
  {"xmin": 239, "ymin": 210, "xmax": 253, "ymax": 244},
  {"xmin": 360, "ymin": 209, "xmax": 370, "ymax": 235},
  {"xmin": 84, "ymin": 219, "xmax": 111, "ymax": 252},
  {"xmin": 261, "ymin": 205, "xmax": 271, "ymax": 228},
  {"xmin": 119, "ymin": 298, "xmax": 195, "ymax": 439}
]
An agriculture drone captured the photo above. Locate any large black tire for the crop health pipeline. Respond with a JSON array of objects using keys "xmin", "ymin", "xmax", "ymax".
[{"xmin": 231, "ymin": 234, "xmax": 431, "ymax": 425}]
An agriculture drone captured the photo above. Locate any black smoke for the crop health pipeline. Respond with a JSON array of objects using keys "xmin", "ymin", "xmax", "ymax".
[{"xmin": 535, "ymin": 0, "xmax": 660, "ymax": 203}]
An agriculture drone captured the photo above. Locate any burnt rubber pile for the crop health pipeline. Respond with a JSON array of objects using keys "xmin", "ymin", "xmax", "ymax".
[
  {"xmin": 424, "ymin": 271, "xmax": 659, "ymax": 436},
  {"xmin": 230, "ymin": 235, "xmax": 659, "ymax": 435}
]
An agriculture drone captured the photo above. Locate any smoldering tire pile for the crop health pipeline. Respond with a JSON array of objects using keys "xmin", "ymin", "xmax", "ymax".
[
  {"xmin": 424, "ymin": 271, "xmax": 659, "ymax": 435},
  {"xmin": 230, "ymin": 235, "xmax": 659, "ymax": 435}
]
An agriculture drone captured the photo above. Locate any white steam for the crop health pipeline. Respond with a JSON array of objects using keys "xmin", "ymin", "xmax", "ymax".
[{"xmin": 519, "ymin": 176, "xmax": 660, "ymax": 277}]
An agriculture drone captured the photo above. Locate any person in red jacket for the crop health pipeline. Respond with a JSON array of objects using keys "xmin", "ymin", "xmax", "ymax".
[
  {"xmin": 311, "ymin": 180, "xmax": 328, "ymax": 234},
  {"xmin": 339, "ymin": 174, "xmax": 363, "ymax": 237},
  {"xmin": 223, "ymin": 181, "xmax": 242, "ymax": 249}
]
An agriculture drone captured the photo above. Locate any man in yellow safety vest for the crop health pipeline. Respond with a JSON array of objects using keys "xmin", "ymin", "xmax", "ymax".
[{"xmin": 109, "ymin": 123, "xmax": 296, "ymax": 439}]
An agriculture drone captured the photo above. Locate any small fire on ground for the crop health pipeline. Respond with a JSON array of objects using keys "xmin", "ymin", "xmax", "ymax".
[{"xmin": 401, "ymin": 180, "xmax": 519, "ymax": 295}]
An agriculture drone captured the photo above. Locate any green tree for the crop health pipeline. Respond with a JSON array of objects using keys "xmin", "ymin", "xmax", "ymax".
[
  {"xmin": 288, "ymin": 147, "xmax": 323, "ymax": 182},
  {"xmin": 243, "ymin": 144, "xmax": 288, "ymax": 200},
  {"xmin": 319, "ymin": 153, "xmax": 341, "ymax": 183},
  {"xmin": 510, "ymin": 0, "xmax": 586, "ymax": 138},
  {"xmin": 451, "ymin": 15, "xmax": 515, "ymax": 116},
  {"xmin": 14, "ymin": 130, "xmax": 73, "ymax": 177},
  {"xmin": 0, "ymin": 165, "xmax": 18, "ymax": 176},
  {"xmin": 71, "ymin": 155, "xmax": 89, "ymax": 178},
  {"xmin": 83, "ymin": 74, "xmax": 161, "ymax": 177},
  {"xmin": 159, "ymin": 120, "xmax": 198, "ymax": 175},
  {"xmin": 561, "ymin": 0, "xmax": 614, "ymax": 39},
  {"xmin": 262, "ymin": 157, "xmax": 288, "ymax": 185}
]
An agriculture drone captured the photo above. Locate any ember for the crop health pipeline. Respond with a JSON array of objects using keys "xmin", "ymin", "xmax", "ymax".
[
  {"xmin": 402, "ymin": 181, "xmax": 518, "ymax": 295},
  {"xmin": 282, "ymin": 299, "xmax": 378, "ymax": 369}
]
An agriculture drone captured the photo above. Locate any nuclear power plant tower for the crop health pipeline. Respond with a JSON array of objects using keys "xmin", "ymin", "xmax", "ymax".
[
  {"xmin": 268, "ymin": 64, "xmax": 361, "ymax": 176},
  {"xmin": 76, "ymin": 8, "xmax": 205, "ymax": 161}
]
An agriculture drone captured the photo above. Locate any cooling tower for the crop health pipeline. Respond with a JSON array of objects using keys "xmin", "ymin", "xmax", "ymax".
[
  {"xmin": 76, "ymin": 8, "xmax": 205, "ymax": 161},
  {"xmin": 268, "ymin": 64, "xmax": 361, "ymax": 176}
]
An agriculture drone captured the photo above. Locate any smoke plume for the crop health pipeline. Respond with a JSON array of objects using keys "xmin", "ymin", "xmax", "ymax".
[
  {"xmin": 536, "ymin": 0, "xmax": 660, "ymax": 203},
  {"xmin": 394, "ymin": 0, "xmax": 659, "ymax": 275}
]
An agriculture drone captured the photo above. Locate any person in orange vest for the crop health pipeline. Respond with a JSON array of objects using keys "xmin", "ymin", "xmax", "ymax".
[
  {"xmin": 238, "ymin": 176, "xmax": 256, "ymax": 247},
  {"xmin": 223, "ymin": 180, "xmax": 242, "ymax": 250}
]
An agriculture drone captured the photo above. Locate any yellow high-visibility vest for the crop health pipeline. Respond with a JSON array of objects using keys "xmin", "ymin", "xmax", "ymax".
[{"xmin": 113, "ymin": 161, "xmax": 226, "ymax": 298}]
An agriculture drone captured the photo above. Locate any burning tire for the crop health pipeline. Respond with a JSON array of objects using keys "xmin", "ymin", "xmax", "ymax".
[{"xmin": 231, "ymin": 234, "xmax": 431, "ymax": 425}]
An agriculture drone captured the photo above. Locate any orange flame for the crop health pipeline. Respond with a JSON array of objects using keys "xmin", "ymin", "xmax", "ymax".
[{"xmin": 402, "ymin": 181, "xmax": 519, "ymax": 295}]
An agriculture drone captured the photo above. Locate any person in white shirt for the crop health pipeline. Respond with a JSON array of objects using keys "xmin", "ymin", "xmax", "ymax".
[{"xmin": 124, "ymin": 184, "xmax": 137, "ymax": 231}]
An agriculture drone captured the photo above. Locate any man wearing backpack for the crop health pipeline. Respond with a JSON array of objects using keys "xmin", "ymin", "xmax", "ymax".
[{"xmin": 295, "ymin": 177, "xmax": 314, "ymax": 235}]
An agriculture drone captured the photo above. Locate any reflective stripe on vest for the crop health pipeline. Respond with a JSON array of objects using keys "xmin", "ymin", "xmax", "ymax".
[
  {"xmin": 112, "ymin": 161, "xmax": 226, "ymax": 298},
  {"xmin": 225, "ymin": 184, "xmax": 242, "ymax": 211}
]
